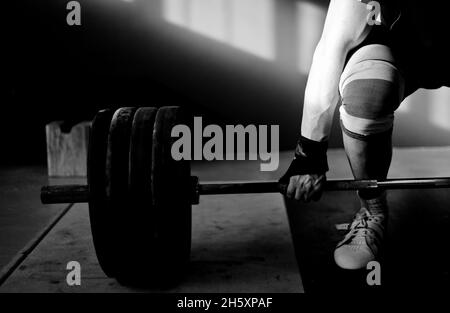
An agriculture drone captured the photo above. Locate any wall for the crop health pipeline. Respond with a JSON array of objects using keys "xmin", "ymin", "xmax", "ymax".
[{"xmin": 6, "ymin": 0, "xmax": 450, "ymax": 163}]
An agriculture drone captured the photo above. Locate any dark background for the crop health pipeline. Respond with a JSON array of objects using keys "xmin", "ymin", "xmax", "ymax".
[{"xmin": 5, "ymin": 0, "xmax": 450, "ymax": 165}]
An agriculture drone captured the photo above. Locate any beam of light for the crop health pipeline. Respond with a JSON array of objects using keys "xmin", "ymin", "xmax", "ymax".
[
  {"xmin": 428, "ymin": 87, "xmax": 450, "ymax": 131},
  {"xmin": 163, "ymin": 0, "xmax": 274, "ymax": 60},
  {"xmin": 296, "ymin": 2, "xmax": 327, "ymax": 74},
  {"xmin": 398, "ymin": 87, "xmax": 450, "ymax": 133}
]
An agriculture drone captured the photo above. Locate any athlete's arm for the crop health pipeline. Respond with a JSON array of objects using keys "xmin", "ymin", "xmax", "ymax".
[
  {"xmin": 301, "ymin": 0, "xmax": 373, "ymax": 141},
  {"xmin": 280, "ymin": 0, "xmax": 375, "ymax": 201}
]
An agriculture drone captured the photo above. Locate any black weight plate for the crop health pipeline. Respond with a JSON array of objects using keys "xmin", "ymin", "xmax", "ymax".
[
  {"xmin": 105, "ymin": 107, "xmax": 137, "ymax": 279},
  {"xmin": 87, "ymin": 109, "xmax": 116, "ymax": 277},
  {"xmin": 118, "ymin": 107, "xmax": 158, "ymax": 283},
  {"xmin": 151, "ymin": 106, "xmax": 192, "ymax": 282},
  {"xmin": 129, "ymin": 107, "xmax": 158, "ymax": 205}
]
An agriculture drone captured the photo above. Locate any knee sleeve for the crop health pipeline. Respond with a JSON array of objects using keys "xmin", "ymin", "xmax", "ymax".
[{"xmin": 339, "ymin": 58, "xmax": 404, "ymax": 140}]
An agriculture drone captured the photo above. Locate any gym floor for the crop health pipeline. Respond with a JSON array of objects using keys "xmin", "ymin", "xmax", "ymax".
[{"xmin": 0, "ymin": 147, "xmax": 449, "ymax": 293}]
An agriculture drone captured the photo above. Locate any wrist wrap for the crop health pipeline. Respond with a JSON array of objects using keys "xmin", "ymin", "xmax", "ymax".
[{"xmin": 279, "ymin": 136, "xmax": 329, "ymax": 183}]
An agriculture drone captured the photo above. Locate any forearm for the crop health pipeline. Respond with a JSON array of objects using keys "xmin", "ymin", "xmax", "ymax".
[{"xmin": 301, "ymin": 40, "xmax": 348, "ymax": 142}]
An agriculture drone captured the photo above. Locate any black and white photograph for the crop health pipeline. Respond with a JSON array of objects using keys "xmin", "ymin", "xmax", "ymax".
[{"xmin": 2, "ymin": 0, "xmax": 450, "ymax": 303}]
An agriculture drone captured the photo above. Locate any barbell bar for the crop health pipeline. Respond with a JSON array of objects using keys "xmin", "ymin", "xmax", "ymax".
[{"xmin": 41, "ymin": 177, "xmax": 450, "ymax": 205}]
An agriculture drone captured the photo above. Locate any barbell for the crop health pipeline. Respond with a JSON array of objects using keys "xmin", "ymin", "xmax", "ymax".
[
  {"xmin": 40, "ymin": 106, "xmax": 450, "ymax": 285},
  {"xmin": 41, "ymin": 177, "xmax": 450, "ymax": 205}
]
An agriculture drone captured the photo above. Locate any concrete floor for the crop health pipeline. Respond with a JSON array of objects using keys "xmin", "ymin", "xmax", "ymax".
[
  {"xmin": 0, "ymin": 147, "xmax": 449, "ymax": 292},
  {"xmin": 0, "ymin": 167, "xmax": 69, "ymax": 271}
]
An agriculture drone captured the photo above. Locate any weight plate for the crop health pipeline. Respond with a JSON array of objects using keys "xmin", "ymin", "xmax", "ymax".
[
  {"xmin": 151, "ymin": 106, "xmax": 192, "ymax": 282},
  {"xmin": 87, "ymin": 109, "xmax": 116, "ymax": 277},
  {"xmin": 105, "ymin": 107, "xmax": 137, "ymax": 280},
  {"xmin": 119, "ymin": 107, "xmax": 158, "ymax": 283},
  {"xmin": 129, "ymin": 107, "xmax": 158, "ymax": 204}
]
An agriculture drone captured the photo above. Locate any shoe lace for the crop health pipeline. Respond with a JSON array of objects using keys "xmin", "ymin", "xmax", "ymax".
[
  {"xmin": 364, "ymin": 197, "xmax": 386, "ymax": 215},
  {"xmin": 346, "ymin": 209, "xmax": 385, "ymax": 248}
]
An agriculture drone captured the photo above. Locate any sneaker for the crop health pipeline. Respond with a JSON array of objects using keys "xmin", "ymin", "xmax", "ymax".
[{"xmin": 334, "ymin": 194, "xmax": 387, "ymax": 270}]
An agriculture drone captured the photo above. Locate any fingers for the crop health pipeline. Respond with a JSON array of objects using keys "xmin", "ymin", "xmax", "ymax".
[
  {"xmin": 302, "ymin": 178, "xmax": 314, "ymax": 202},
  {"xmin": 302, "ymin": 176, "xmax": 323, "ymax": 202},
  {"xmin": 294, "ymin": 178, "xmax": 304, "ymax": 201},
  {"xmin": 309, "ymin": 175, "xmax": 325, "ymax": 202},
  {"xmin": 287, "ymin": 175, "xmax": 309, "ymax": 201},
  {"xmin": 286, "ymin": 174, "xmax": 326, "ymax": 202},
  {"xmin": 286, "ymin": 176, "xmax": 298, "ymax": 199}
]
